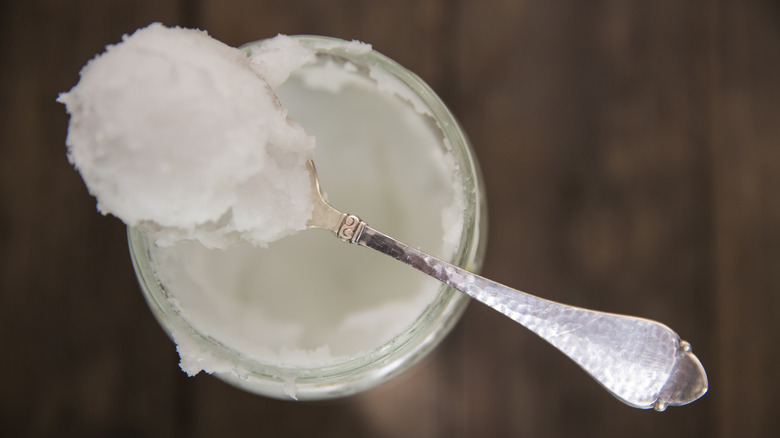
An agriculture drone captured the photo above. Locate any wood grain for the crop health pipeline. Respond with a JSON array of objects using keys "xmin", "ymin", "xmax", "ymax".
[{"xmin": 1, "ymin": 0, "xmax": 777, "ymax": 436}]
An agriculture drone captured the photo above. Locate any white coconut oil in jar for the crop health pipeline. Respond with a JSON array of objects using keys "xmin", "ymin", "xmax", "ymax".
[{"xmin": 129, "ymin": 35, "xmax": 486, "ymax": 400}]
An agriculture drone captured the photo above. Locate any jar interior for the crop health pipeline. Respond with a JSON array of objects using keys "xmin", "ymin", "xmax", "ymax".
[{"xmin": 129, "ymin": 37, "xmax": 483, "ymax": 399}]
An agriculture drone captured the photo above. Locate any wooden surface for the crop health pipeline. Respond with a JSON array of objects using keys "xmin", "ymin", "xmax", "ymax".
[{"xmin": 2, "ymin": 0, "xmax": 778, "ymax": 436}]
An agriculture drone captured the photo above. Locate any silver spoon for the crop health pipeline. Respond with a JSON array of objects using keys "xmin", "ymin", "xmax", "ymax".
[{"xmin": 305, "ymin": 160, "xmax": 707, "ymax": 411}]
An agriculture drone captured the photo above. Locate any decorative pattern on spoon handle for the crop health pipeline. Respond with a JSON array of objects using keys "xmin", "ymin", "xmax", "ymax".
[{"xmin": 339, "ymin": 215, "xmax": 707, "ymax": 411}]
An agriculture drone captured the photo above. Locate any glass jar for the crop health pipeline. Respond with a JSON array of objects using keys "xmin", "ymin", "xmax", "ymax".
[{"xmin": 128, "ymin": 35, "xmax": 487, "ymax": 400}]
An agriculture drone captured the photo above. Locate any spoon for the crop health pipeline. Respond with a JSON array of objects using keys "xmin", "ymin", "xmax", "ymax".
[{"xmin": 306, "ymin": 160, "xmax": 707, "ymax": 411}]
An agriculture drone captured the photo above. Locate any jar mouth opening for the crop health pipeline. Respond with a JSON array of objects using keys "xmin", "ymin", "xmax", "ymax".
[{"xmin": 128, "ymin": 34, "xmax": 486, "ymax": 399}]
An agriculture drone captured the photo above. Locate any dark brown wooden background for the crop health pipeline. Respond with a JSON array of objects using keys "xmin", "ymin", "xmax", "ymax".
[{"xmin": 2, "ymin": 1, "xmax": 778, "ymax": 437}]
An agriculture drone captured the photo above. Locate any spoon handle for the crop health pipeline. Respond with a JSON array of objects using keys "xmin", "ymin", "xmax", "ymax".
[{"xmin": 335, "ymin": 214, "xmax": 708, "ymax": 411}]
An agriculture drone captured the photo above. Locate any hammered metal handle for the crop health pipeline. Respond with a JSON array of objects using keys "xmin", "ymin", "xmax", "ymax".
[
  {"xmin": 305, "ymin": 160, "xmax": 708, "ymax": 410},
  {"xmin": 352, "ymin": 220, "xmax": 707, "ymax": 410}
]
